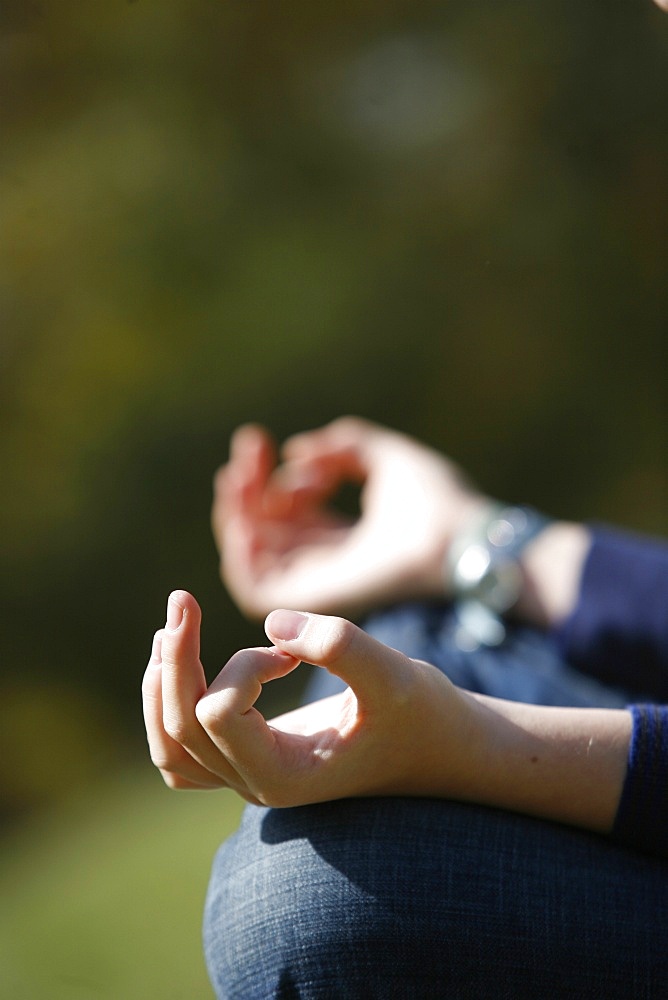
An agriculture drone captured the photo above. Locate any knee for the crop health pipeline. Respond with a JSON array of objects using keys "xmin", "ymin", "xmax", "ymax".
[
  {"xmin": 203, "ymin": 798, "xmax": 661, "ymax": 1000},
  {"xmin": 203, "ymin": 804, "xmax": 389, "ymax": 999},
  {"xmin": 202, "ymin": 798, "xmax": 493, "ymax": 999}
]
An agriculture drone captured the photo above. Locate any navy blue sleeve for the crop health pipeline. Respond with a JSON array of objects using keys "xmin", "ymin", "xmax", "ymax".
[
  {"xmin": 552, "ymin": 526, "xmax": 668, "ymax": 856},
  {"xmin": 611, "ymin": 705, "xmax": 668, "ymax": 859},
  {"xmin": 554, "ymin": 525, "xmax": 668, "ymax": 700}
]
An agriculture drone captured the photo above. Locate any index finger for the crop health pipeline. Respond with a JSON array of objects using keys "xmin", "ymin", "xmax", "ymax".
[
  {"xmin": 264, "ymin": 610, "xmax": 415, "ymax": 711},
  {"xmin": 194, "ymin": 646, "xmax": 300, "ymax": 780}
]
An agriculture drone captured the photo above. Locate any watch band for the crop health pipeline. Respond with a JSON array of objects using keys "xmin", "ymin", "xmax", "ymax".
[{"xmin": 447, "ymin": 504, "xmax": 551, "ymax": 649}]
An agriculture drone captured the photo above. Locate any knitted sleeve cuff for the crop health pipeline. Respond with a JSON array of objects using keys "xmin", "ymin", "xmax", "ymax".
[
  {"xmin": 611, "ymin": 704, "xmax": 668, "ymax": 858},
  {"xmin": 554, "ymin": 526, "xmax": 668, "ymax": 699}
]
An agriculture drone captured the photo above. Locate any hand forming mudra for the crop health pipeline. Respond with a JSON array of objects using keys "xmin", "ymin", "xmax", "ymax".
[
  {"xmin": 143, "ymin": 418, "xmax": 630, "ymax": 835},
  {"xmin": 142, "ymin": 587, "xmax": 629, "ymax": 833},
  {"xmin": 142, "ymin": 590, "xmax": 477, "ymax": 807},
  {"xmin": 212, "ymin": 416, "xmax": 485, "ymax": 619}
]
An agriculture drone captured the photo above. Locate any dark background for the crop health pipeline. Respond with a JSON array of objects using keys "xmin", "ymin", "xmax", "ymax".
[{"xmin": 2, "ymin": 0, "xmax": 667, "ymax": 824}]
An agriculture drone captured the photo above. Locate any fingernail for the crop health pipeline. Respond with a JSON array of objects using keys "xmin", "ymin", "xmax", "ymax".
[
  {"xmin": 267, "ymin": 610, "xmax": 308, "ymax": 641},
  {"xmin": 166, "ymin": 595, "xmax": 184, "ymax": 631}
]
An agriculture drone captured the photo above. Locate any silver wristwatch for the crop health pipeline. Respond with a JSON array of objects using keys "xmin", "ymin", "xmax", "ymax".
[{"xmin": 447, "ymin": 504, "xmax": 551, "ymax": 650}]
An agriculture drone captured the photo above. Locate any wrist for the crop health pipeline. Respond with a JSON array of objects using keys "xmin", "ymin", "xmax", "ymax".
[
  {"xmin": 514, "ymin": 521, "xmax": 592, "ymax": 628},
  {"xmin": 392, "ymin": 664, "xmax": 490, "ymax": 801},
  {"xmin": 425, "ymin": 494, "xmax": 491, "ymax": 593},
  {"xmin": 459, "ymin": 692, "xmax": 631, "ymax": 833}
]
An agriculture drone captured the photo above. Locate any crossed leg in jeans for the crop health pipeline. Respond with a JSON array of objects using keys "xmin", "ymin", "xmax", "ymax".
[{"xmin": 203, "ymin": 604, "xmax": 667, "ymax": 1000}]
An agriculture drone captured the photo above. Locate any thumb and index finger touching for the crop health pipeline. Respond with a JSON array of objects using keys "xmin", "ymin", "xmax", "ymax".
[
  {"xmin": 280, "ymin": 417, "xmax": 384, "ymax": 486},
  {"xmin": 213, "ymin": 421, "xmax": 357, "ymax": 526},
  {"xmin": 264, "ymin": 608, "xmax": 410, "ymax": 709},
  {"xmin": 149, "ymin": 588, "xmax": 414, "ymax": 802},
  {"xmin": 156, "ymin": 589, "xmax": 408, "ymax": 719},
  {"xmin": 213, "ymin": 421, "xmax": 384, "ymax": 562}
]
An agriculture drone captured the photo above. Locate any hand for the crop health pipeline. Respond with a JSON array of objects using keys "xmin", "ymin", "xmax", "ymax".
[
  {"xmin": 212, "ymin": 416, "xmax": 486, "ymax": 618},
  {"xmin": 142, "ymin": 590, "xmax": 475, "ymax": 807},
  {"xmin": 143, "ymin": 591, "xmax": 631, "ymax": 831}
]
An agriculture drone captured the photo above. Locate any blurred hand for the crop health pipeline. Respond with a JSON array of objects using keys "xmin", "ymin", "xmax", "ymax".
[
  {"xmin": 142, "ymin": 591, "xmax": 474, "ymax": 806},
  {"xmin": 212, "ymin": 416, "xmax": 486, "ymax": 618}
]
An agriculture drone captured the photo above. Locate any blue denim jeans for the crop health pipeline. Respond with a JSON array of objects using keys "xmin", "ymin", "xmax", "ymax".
[{"xmin": 203, "ymin": 604, "xmax": 667, "ymax": 999}]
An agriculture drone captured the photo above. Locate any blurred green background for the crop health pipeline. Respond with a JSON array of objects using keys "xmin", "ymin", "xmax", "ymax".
[{"xmin": 1, "ymin": 0, "xmax": 666, "ymax": 995}]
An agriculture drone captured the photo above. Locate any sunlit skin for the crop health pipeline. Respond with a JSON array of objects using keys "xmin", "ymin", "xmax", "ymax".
[
  {"xmin": 211, "ymin": 417, "xmax": 487, "ymax": 620},
  {"xmin": 143, "ymin": 417, "xmax": 631, "ymax": 835},
  {"xmin": 210, "ymin": 418, "xmax": 590, "ymax": 626},
  {"xmin": 143, "ymin": 0, "xmax": 665, "ymax": 836}
]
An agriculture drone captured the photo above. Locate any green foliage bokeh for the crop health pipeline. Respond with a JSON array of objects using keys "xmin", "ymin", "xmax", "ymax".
[
  {"xmin": 0, "ymin": 0, "xmax": 666, "ymax": 990},
  {"xmin": 3, "ymin": 0, "xmax": 668, "ymax": 809}
]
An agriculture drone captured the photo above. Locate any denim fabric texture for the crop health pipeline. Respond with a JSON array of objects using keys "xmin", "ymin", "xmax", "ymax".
[
  {"xmin": 203, "ymin": 603, "xmax": 667, "ymax": 999},
  {"xmin": 205, "ymin": 797, "xmax": 667, "ymax": 999}
]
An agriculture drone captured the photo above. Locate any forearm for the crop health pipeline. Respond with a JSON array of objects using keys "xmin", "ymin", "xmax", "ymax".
[
  {"xmin": 450, "ymin": 691, "xmax": 631, "ymax": 835},
  {"xmin": 150, "ymin": 595, "xmax": 651, "ymax": 847},
  {"xmin": 514, "ymin": 521, "xmax": 592, "ymax": 629}
]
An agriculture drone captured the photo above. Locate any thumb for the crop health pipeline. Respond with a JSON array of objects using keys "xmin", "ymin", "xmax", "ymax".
[{"xmin": 264, "ymin": 609, "xmax": 411, "ymax": 705}]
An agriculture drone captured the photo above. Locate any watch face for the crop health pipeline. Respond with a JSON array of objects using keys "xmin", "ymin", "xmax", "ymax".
[
  {"xmin": 453, "ymin": 544, "xmax": 491, "ymax": 586},
  {"xmin": 450, "ymin": 504, "xmax": 548, "ymax": 617},
  {"xmin": 476, "ymin": 559, "xmax": 522, "ymax": 613},
  {"xmin": 453, "ymin": 545, "xmax": 522, "ymax": 613}
]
